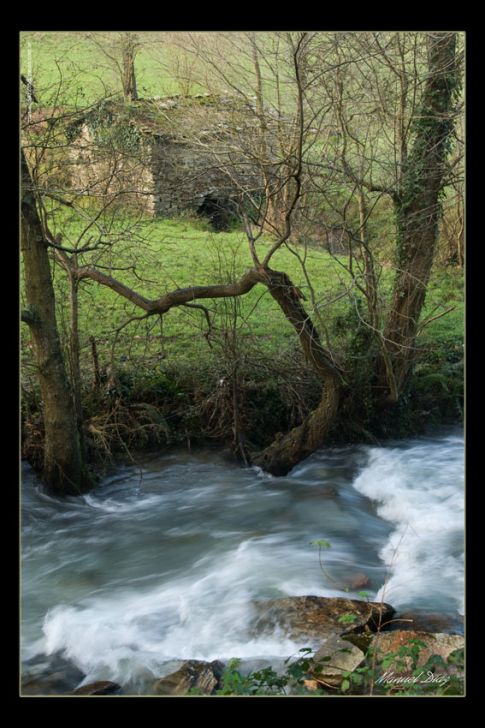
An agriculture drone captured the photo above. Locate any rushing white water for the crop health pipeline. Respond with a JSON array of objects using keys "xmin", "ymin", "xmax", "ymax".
[
  {"xmin": 21, "ymin": 429, "xmax": 464, "ymax": 693},
  {"xmin": 351, "ymin": 431, "xmax": 464, "ymax": 615}
]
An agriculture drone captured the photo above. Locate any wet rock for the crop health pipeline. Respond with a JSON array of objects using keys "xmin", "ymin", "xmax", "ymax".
[
  {"xmin": 151, "ymin": 660, "xmax": 225, "ymax": 696},
  {"xmin": 22, "ymin": 673, "xmax": 77, "ymax": 696},
  {"xmin": 22, "ymin": 653, "xmax": 86, "ymax": 695},
  {"xmin": 384, "ymin": 610, "xmax": 464, "ymax": 635},
  {"xmin": 349, "ymin": 573, "xmax": 371, "ymax": 591},
  {"xmin": 251, "ymin": 596, "xmax": 395, "ymax": 642},
  {"xmin": 311, "ymin": 634, "xmax": 366, "ymax": 688},
  {"xmin": 370, "ymin": 630, "xmax": 464, "ymax": 672},
  {"xmin": 72, "ymin": 681, "xmax": 123, "ymax": 695}
]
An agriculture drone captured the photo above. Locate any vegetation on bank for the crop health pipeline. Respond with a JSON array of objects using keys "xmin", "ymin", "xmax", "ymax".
[
  {"xmin": 21, "ymin": 212, "xmax": 463, "ymax": 472},
  {"xmin": 206, "ymin": 641, "xmax": 464, "ymax": 696}
]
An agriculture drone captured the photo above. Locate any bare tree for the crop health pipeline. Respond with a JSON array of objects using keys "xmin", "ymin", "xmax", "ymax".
[
  {"xmin": 86, "ymin": 32, "xmax": 140, "ymax": 101},
  {"xmin": 301, "ymin": 31, "xmax": 462, "ymax": 403},
  {"xmin": 21, "ymin": 150, "xmax": 94, "ymax": 494},
  {"xmin": 21, "ymin": 57, "xmax": 158, "ymax": 489},
  {"xmin": 378, "ymin": 32, "xmax": 461, "ymax": 400},
  {"xmin": 47, "ymin": 32, "xmax": 345, "ymax": 474}
]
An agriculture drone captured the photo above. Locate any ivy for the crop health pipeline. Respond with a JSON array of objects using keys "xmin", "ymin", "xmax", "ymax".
[
  {"xmin": 65, "ymin": 99, "xmax": 144, "ymax": 152},
  {"xmin": 396, "ymin": 33, "xmax": 461, "ymax": 263}
]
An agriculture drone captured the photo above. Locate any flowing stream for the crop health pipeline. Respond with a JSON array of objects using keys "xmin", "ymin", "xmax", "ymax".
[{"xmin": 21, "ymin": 428, "xmax": 464, "ymax": 693}]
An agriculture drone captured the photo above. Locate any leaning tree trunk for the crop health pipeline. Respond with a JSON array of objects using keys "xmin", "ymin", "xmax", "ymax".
[
  {"xmin": 74, "ymin": 261, "xmax": 342, "ymax": 476},
  {"xmin": 252, "ymin": 269, "xmax": 342, "ymax": 475},
  {"xmin": 377, "ymin": 32, "xmax": 458, "ymax": 402},
  {"xmin": 21, "ymin": 150, "xmax": 93, "ymax": 495}
]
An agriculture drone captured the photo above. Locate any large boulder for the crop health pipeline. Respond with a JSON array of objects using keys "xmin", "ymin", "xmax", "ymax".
[
  {"xmin": 349, "ymin": 573, "xmax": 371, "ymax": 591},
  {"xmin": 72, "ymin": 681, "xmax": 123, "ymax": 695},
  {"xmin": 151, "ymin": 660, "xmax": 225, "ymax": 696},
  {"xmin": 251, "ymin": 596, "xmax": 395, "ymax": 642},
  {"xmin": 370, "ymin": 630, "xmax": 464, "ymax": 672}
]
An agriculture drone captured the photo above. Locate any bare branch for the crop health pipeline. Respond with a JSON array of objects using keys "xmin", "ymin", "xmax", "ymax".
[
  {"xmin": 417, "ymin": 306, "xmax": 456, "ymax": 333},
  {"xmin": 75, "ymin": 265, "xmax": 265, "ymax": 314}
]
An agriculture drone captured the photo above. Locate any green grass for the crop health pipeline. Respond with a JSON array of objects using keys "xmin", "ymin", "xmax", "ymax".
[
  {"xmin": 21, "ymin": 212, "xmax": 463, "ymax": 391},
  {"xmin": 47, "ymin": 216, "xmax": 353, "ymax": 373},
  {"xmin": 20, "ymin": 31, "xmax": 310, "ymax": 109},
  {"xmin": 21, "ymin": 32, "xmax": 210, "ymax": 106}
]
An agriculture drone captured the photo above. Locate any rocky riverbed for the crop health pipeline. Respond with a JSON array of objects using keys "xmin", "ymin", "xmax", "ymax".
[{"xmin": 21, "ymin": 595, "xmax": 464, "ymax": 696}]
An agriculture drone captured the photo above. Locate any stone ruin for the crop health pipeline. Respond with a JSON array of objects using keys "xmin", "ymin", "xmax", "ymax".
[
  {"xmin": 66, "ymin": 95, "xmax": 264, "ymax": 230},
  {"xmin": 25, "ymin": 96, "xmax": 358, "ymax": 248}
]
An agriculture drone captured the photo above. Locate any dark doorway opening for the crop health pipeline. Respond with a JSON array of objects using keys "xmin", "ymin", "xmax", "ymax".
[{"xmin": 197, "ymin": 195, "xmax": 235, "ymax": 231}]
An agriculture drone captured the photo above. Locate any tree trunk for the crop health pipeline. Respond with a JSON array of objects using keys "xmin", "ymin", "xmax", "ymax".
[
  {"xmin": 377, "ymin": 32, "xmax": 458, "ymax": 401},
  {"xmin": 252, "ymin": 269, "xmax": 341, "ymax": 475},
  {"xmin": 21, "ymin": 151, "xmax": 93, "ymax": 495},
  {"xmin": 358, "ymin": 189, "xmax": 380, "ymax": 331},
  {"xmin": 121, "ymin": 33, "xmax": 138, "ymax": 102}
]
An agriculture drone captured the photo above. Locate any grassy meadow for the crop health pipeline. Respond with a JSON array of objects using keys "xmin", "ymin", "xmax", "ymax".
[
  {"xmin": 21, "ymin": 32, "xmax": 224, "ymax": 104},
  {"xmin": 22, "ymin": 212, "xmax": 463, "ymax": 398}
]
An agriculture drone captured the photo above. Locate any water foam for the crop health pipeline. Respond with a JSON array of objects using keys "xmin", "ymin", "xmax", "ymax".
[
  {"xmin": 351, "ymin": 432, "xmax": 464, "ymax": 614},
  {"xmin": 41, "ymin": 537, "xmax": 317, "ymax": 687}
]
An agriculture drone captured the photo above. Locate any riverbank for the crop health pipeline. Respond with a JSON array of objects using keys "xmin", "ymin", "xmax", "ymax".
[
  {"xmin": 21, "ymin": 217, "xmax": 463, "ymax": 477},
  {"xmin": 21, "ymin": 350, "xmax": 464, "ymax": 479},
  {"xmin": 21, "ymin": 594, "xmax": 464, "ymax": 696}
]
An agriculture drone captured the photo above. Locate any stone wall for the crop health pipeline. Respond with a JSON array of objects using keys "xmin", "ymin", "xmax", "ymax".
[
  {"xmin": 149, "ymin": 136, "xmax": 251, "ymax": 226},
  {"xmin": 68, "ymin": 123, "xmax": 156, "ymax": 215},
  {"xmin": 66, "ymin": 97, "xmax": 263, "ymax": 226},
  {"xmin": 68, "ymin": 127, "xmax": 248, "ymax": 224}
]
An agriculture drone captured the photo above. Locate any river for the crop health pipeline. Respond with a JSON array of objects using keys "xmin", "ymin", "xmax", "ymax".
[{"xmin": 21, "ymin": 428, "xmax": 464, "ymax": 694}]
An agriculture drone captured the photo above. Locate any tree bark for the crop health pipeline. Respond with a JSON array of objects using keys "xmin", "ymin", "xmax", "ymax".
[
  {"xmin": 377, "ymin": 32, "xmax": 458, "ymax": 401},
  {"xmin": 21, "ymin": 150, "xmax": 93, "ymax": 495},
  {"xmin": 252, "ymin": 269, "xmax": 341, "ymax": 475},
  {"xmin": 121, "ymin": 33, "xmax": 138, "ymax": 102}
]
